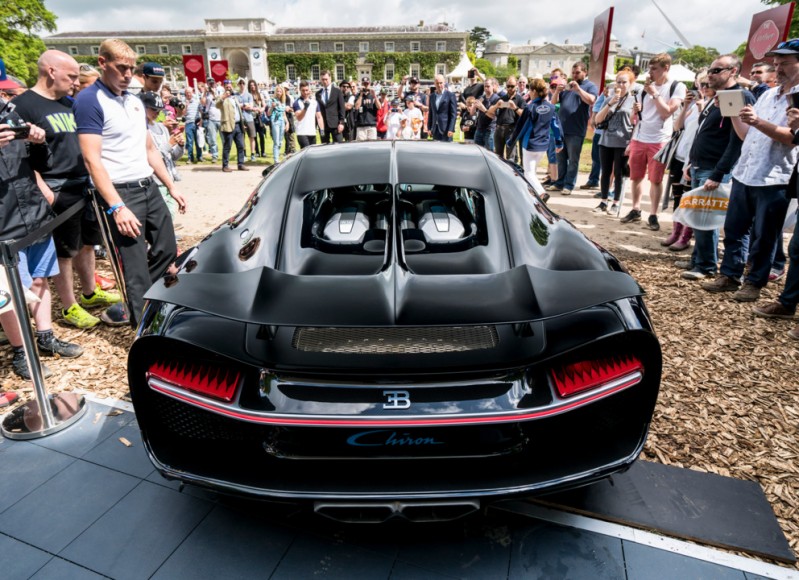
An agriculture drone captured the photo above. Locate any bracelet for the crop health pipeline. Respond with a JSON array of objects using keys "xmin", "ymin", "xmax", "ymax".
[{"xmin": 107, "ymin": 203, "xmax": 125, "ymax": 215}]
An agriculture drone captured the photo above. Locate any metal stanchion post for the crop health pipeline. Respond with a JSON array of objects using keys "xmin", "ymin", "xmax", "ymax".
[
  {"xmin": 0, "ymin": 241, "xmax": 87, "ymax": 439},
  {"xmin": 89, "ymin": 189, "xmax": 129, "ymax": 307}
]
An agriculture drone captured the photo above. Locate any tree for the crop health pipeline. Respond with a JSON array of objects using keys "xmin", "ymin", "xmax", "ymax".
[
  {"xmin": 672, "ymin": 45, "xmax": 720, "ymax": 70},
  {"xmin": 0, "ymin": 0, "xmax": 57, "ymax": 86},
  {"xmin": 762, "ymin": 0, "xmax": 799, "ymax": 38},
  {"xmin": 733, "ymin": 41, "xmax": 747, "ymax": 60},
  {"xmin": 474, "ymin": 58, "xmax": 496, "ymax": 77},
  {"xmin": 469, "ymin": 27, "xmax": 491, "ymax": 56}
]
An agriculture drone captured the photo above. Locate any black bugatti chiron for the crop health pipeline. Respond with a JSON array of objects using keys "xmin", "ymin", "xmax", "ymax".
[{"xmin": 129, "ymin": 141, "xmax": 661, "ymax": 521}]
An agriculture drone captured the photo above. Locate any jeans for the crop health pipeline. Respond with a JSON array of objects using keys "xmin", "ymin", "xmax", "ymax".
[
  {"xmin": 271, "ymin": 119, "xmax": 285, "ymax": 162},
  {"xmin": 205, "ymin": 120, "xmax": 220, "ymax": 160},
  {"xmin": 222, "ymin": 124, "xmax": 245, "ymax": 168},
  {"xmin": 184, "ymin": 122, "xmax": 203, "ymax": 162},
  {"xmin": 493, "ymin": 124, "xmax": 515, "ymax": 159},
  {"xmin": 586, "ymin": 132, "xmax": 601, "ymax": 185},
  {"xmin": 689, "ymin": 168, "xmax": 730, "ymax": 274},
  {"xmin": 779, "ymin": 211, "xmax": 799, "ymax": 309},
  {"xmin": 720, "ymin": 179, "xmax": 789, "ymax": 287},
  {"xmin": 555, "ymin": 133, "xmax": 586, "ymax": 191},
  {"xmin": 474, "ymin": 127, "xmax": 494, "ymax": 152}
]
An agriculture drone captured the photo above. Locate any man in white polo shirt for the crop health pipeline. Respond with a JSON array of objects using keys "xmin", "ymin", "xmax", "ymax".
[{"xmin": 74, "ymin": 38, "xmax": 186, "ymax": 327}]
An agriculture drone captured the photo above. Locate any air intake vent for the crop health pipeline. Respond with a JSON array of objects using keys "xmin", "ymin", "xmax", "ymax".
[{"xmin": 292, "ymin": 326, "xmax": 499, "ymax": 354}]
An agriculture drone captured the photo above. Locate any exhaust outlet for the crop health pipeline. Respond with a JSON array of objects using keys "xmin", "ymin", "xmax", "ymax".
[{"xmin": 314, "ymin": 500, "xmax": 480, "ymax": 523}]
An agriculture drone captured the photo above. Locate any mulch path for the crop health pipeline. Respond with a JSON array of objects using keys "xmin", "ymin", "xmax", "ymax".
[{"xmin": 1, "ymin": 240, "xmax": 797, "ymax": 565}]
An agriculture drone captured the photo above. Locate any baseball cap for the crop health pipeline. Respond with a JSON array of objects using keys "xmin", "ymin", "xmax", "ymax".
[
  {"xmin": 142, "ymin": 62, "xmax": 165, "ymax": 77},
  {"xmin": 391, "ymin": 98, "xmax": 400, "ymax": 106},
  {"xmin": 140, "ymin": 91, "xmax": 164, "ymax": 110},
  {"xmin": 404, "ymin": 94, "xmax": 415, "ymax": 101},
  {"xmin": 207, "ymin": 77, "xmax": 215, "ymax": 83},
  {"xmin": 223, "ymin": 79, "xmax": 232, "ymax": 85},
  {"xmin": 766, "ymin": 39, "xmax": 799, "ymax": 56},
  {"xmin": 409, "ymin": 77, "xmax": 419, "ymax": 84},
  {"xmin": 0, "ymin": 57, "xmax": 22, "ymax": 90}
]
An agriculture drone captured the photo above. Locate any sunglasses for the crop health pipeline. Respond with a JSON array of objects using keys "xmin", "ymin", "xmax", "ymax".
[
  {"xmin": 707, "ymin": 66, "xmax": 732, "ymax": 75},
  {"xmin": 506, "ymin": 84, "xmax": 516, "ymax": 88},
  {"xmin": 699, "ymin": 83, "xmax": 710, "ymax": 88}
]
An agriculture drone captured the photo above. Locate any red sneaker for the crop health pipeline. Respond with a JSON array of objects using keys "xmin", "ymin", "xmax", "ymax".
[
  {"xmin": 0, "ymin": 391, "xmax": 19, "ymax": 408},
  {"xmin": 94, "ymin": 272, "xmax": 117, "ymax": 291}
]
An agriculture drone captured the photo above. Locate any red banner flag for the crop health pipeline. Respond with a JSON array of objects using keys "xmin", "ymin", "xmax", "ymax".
[
  {"xmin": 742, "ymin": 4, "xmax": 795, "ymax": 78},
  {"xmin": 182, "ymin": 54, "xmax": 206, "ymax": 87},
  {"xmin": 209, "ymin": 60, "xmax": 229, "ymax": 84},
  {"xmin": 588, "ymin": 8, "xmax": 614, "ymax": 94}
]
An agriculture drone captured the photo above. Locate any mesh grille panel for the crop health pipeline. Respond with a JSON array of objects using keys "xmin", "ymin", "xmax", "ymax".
[{"xmin": 292, "ymin": 326, "xmax": 499, "ymax": 354}]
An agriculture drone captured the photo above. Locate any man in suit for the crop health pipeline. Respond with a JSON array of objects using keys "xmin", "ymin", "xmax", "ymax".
[
  {"xmin": 427, "ymin": 74, "xmax": 458, "ymax": 142},
  {"xmin": 316, "ymin": 70, "xmax": 346, "ymax": 143}
]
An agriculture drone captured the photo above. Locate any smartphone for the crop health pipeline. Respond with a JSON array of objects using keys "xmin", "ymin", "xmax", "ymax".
[
  {"xmin": 468, "ymin": 69, "xmax": 476, "ymax": 79},
  {"xmin": 791, "ymin": 92, "xmax": 799, "ymax": 109},
  {"xmin": 717, "ymin": 90, "xmax": 746, "ymax": 117}
]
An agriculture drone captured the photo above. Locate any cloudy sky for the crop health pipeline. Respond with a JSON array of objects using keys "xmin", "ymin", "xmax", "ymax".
[{"xmin": 46, "ymin": 0, "xmax": 769, "ymax": 54}]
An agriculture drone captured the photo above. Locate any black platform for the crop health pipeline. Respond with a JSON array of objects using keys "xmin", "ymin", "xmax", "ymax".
[{"xmin": 0, "ymin": 401, "xmax": 793, "ymax": 579}]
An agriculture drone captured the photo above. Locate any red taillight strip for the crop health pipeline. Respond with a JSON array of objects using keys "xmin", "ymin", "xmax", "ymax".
[
  {"xmin": 148, "ymin": 361, "xmax": 241, "ymax": 403},
  {"xmin": 551, "ymin": 355, "xmax": 644, "ymax": 399},
  {"xmin": 147, "ymin": 370, "xmax": 642, "ymax": 427}
]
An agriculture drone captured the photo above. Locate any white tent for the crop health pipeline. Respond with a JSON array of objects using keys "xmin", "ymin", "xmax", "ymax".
[
  {"xmin": 635, "ymin": 63, "xmax": 696, "ymax": 83},
  {"xmin": 447, "ymin": 53, "xmax": 475, "ymax": 80}
]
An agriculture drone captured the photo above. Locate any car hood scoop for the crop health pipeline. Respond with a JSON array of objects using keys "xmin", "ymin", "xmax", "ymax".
[{"xmin": 145, "ymin": 265, "xmax": 643, "ymax": 327}]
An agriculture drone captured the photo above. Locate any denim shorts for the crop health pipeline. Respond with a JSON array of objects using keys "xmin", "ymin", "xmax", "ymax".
[{"xmin": 17, "ymin": 237, "xmax": 59, "ymax": 288}]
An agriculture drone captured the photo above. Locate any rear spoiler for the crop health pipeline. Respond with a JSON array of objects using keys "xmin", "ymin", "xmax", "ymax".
[{"xmin": 144, "ymin": 265, "xmax": 644, "ymax": 327}]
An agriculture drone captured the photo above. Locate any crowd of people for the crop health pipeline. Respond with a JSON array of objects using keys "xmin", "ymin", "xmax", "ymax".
[{"xmin": 4, "ymin": 36, "xmax": 799, "ymax": 410}]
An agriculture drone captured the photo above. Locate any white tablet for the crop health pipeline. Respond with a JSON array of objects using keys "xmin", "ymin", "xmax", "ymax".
[{"xmin": 716, "ymin": 90, "xmax": 745, "ymax": 117}]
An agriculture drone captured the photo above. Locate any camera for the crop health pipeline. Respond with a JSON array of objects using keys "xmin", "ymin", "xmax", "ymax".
[{"xmin": 500, "ymin": 93, "xmax": 511, "ymax": 102}]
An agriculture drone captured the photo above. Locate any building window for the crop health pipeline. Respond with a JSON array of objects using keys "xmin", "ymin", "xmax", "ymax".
[
  {"xmin": 309, "ymin": 42, "xmax": 319, "ymax": 53},
  {"xmin": 286, "ymin": 64, "xmax": 296, "ymax": 81},
  {"xmin": 311, "ymin": 64, "xmax": 320, "ymax": 80},
  {"xmin": 163, "ymin": 66, "xmax": 172, "ymax": 78},
  {"xmin": 136, "ymin": 45, "xmax": 146, "ymax": 55},
  {"xmin": 410, "ymin": 41, "xmax": 421, "ymax": 52},
  {"xmin": 359, "ymin": 41, "xmax": 369, "ymax": 53},
  {"xmin": 285, "ymin": 42, "xmax": 295, "ymax": 53},
  {"xmin": 436, "ymin": 41, "xmax": 446, "ymax": 52},
  {"xmin": 91, "ymin": 46, "xmax": 100, "ymax": 56},
  {"xmin": 436, "ymin": 63, "xmax": 446, "ymax": 76},
  {"xmin": 384, "ymin": 63, "xmax": 395, "ymax": 81},
  {"xmin": 68, "ymin": 46, "xmax": 78, "ymax": 56},
  {"xmin": 181, "ymin": 45, "xmax": 192, "ymax": 55},
  {"xmin": 159, "ymin": 45, "xmax": 169, "ymax": 55},
  {"xmin": 410, "ymin": 63, "xmax": 420, "ymax": 79},
  {"xmin": 335, "ymin": 64, "xmax": 345, "ymax": 82},
  {"xmin": 334, "ymin": 42, "xmax": 344, "ymax": 52},
  {"xmin": 385, "ymin": 41, "xmax": 394, "ymax": 53}
]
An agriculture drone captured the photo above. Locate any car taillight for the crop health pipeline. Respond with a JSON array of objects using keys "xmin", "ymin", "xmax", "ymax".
[
  {"xmin": 148, "ymin": 360, "xmax": 241, "ymax": 402},
  {"xmin": 550, "ymin": 355, "xmax": 643, "ymax": 398}
]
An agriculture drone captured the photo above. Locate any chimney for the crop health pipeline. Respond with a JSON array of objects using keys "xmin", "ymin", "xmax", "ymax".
[{"xmin": 418, "ymin": 20, "xmax": 424, "ymax": 27}]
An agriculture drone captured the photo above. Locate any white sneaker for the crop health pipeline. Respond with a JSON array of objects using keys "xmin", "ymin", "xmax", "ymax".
[{"xmin": 607, "ymin": 203, "xmax": 619, "ymax": 215}]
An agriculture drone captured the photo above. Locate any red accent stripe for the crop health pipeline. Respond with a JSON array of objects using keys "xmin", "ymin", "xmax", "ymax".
[{"xmin": 149, "ymin": 374, "xmax": 640, "ymax": 427}]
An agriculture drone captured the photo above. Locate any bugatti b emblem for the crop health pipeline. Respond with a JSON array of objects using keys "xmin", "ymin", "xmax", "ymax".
[{"xmin": 383, "ymin": 390, "xmax": 411, "ymax": 410}]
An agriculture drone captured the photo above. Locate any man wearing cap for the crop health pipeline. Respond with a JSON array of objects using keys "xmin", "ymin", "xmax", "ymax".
[
  {"xmin": 12, "ymin": 49, "xmax": 120, "ymax": 329},
  {"xmin": 402, "ymin": 77, "xmax": 429, "ymax": 139},
  {"xmin": 428, "ymin": 74, "xmax": 458, "ymax": 142},
  {"xmin": 129, "ymin": 62, "xmax": 164, "ymax": 96},
  {"xmin": 316, "ymin": 70, "xmax": 345, "ymax": 143},
  {"xmin": 74, "ymin": 38, "xmax": 186, "ymax": 327},
  {"xmin": 354, "ymin": 77, "xmax": 378, "ymax": 141},
  {"xmin": 703, "ymin": 43, "xmax": 799, "ymax": 302}
]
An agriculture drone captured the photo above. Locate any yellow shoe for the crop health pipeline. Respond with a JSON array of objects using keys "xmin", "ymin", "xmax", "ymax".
[
  {"xmin": 79, "ymin": 286, "xmax": 121, "ymax": 309},
  {"xmin": 63, "ymin": 303, "xmax": 100, "ymax": 328}
]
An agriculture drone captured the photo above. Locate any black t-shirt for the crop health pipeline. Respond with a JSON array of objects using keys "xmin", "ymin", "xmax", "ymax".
[
  {"xmin": 461, "ymin": 109, "xmax": 477, "ymax": 133},
  {"xmin": 496, "ymin": 93, "xmax": 526, "ymax": 126},
  {"xmin": 356, "ymin": 91, "xmax": 378, "ymax": 127},
  {"xmin": 11, "ymin": 90, "xmax": 88, "ymax": 181}
]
